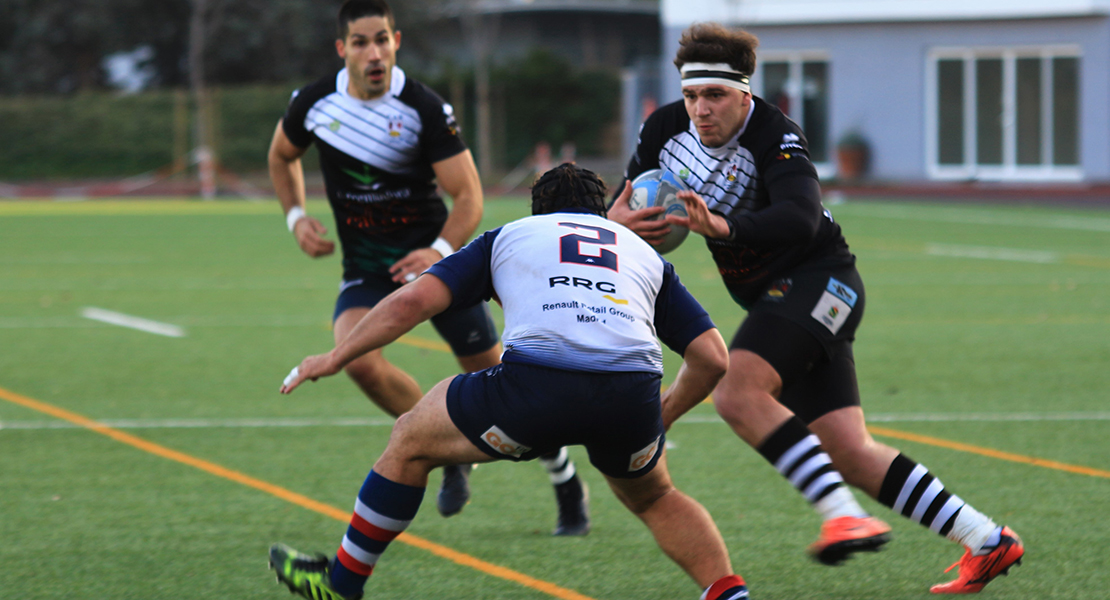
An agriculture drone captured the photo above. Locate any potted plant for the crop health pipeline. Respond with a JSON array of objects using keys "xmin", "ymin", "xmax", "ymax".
[{"xmin": 836, "ymin": 131, "xmax": 870, "ymax": 181}]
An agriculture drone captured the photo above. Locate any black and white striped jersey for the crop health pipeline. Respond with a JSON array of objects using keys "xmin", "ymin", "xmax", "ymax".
[
  {"xmin": 282, "ymin": 66, "xmax": 466, "ymax": 278},
  {"xmin": 624, "ymin": 97, "xmax": 852, "ymax": 307}
]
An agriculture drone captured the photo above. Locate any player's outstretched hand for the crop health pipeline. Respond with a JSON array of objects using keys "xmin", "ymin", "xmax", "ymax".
[
  {"xmin": 607, "ymin": 180, "xmax": 670, "ymax": 244},
  {"xmin": 389, "ymin": 247, "xmax": 442, "ymax": 284},
  {"xmin": 293, "ymin": 217, "xmax": 336, "ymax": 258},
  {"xmin": 280, "ymin": 352, "xmax": 341, "ymax": 394},
  {"xmin": 674, "ymin": 190, "xmax": 730, "ymax": 239}
]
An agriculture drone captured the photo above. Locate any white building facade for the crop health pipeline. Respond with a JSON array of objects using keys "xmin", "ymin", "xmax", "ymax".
[{"xmin": 658, "ymin": 0, "xmax": 1110, "ymax": 183}]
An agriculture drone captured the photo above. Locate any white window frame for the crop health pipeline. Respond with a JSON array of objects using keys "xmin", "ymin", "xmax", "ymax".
[
  {"xmin": 753, "ymin": 51, "xmax": 834, "ymax": 179},
  {"xmin": 925, "ymin": 45, "xmax": 1082, "ymax": 182}
]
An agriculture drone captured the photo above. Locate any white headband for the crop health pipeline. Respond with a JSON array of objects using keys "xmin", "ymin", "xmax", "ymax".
[{"xmin": 680, "ymin": 62, "xmax": 751, "ymax": 93}]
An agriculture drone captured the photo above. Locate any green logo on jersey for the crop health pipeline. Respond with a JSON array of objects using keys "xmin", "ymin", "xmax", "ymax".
[
  {"xmin": 679, "ymin": 168, "xmax": 690, "ymax": 179},
  {"xmin": 328, "ymin": 120, "xmax": 341, "ymax": 132},
  {"xmin": 342, "ymin": 165, "xmax": 378, "ymax": 186}
]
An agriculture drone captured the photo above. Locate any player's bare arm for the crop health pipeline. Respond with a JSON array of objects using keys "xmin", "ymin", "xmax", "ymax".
[
  {"xmin": 660, "ymin": 328, "xmax": 729, "ymax": 429},
  {"xmin": 606, "ymin": 180, "xmax": 670, "ymax": 243},
  {"xmin": 281, "ymin": 275, "xmax": 454, "ymax": 393},
  {"xmin": 268, "ymin": 121, "xmax": 336, "ymax": 258},
  {"xmin": 388, "ymin": 150, "xmax": 482, "ymax": 283},
  {"xmin": 671, "ymin": 190, "xmax": 730, "ymax": 239}
]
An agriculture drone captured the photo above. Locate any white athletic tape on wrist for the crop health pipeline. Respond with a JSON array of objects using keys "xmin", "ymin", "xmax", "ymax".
[
  {"xmin": 404, "ymin": 272, "xmax": 417, "ymax": 283},
  {"xmin": 430, "ymin": 237, "xmax": 455, "ymax": 258},
  {"xmin": 285, "ymin": 206, "xmax": 306, "ymax": 232},
  {"xmin": 282, "ymin": 366, "xmax": 300, "ymax": 387}
]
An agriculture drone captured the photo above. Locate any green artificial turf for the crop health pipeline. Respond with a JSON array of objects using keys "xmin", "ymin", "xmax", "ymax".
[{"xmin": 1, "ymin": 196, "xmax": 1107, "ymax": 599}]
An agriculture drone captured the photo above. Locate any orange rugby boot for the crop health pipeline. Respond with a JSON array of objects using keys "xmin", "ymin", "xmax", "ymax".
[
  {"xmin": 809, "ymin": 515, "xmax": 892, "ymax": 565},
  {"xmin": 930, "ymin": 526, "xmax": 1024, "ymax": 594}
]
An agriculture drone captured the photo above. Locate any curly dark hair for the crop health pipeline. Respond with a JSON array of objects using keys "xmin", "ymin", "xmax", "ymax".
[
  {"xmin": 673, "ymin": 23, "xmax": 759, "ymax": 76},
  {"xmin": 530, "ymin": 163, "xmax": 608, "ymax": 217}
]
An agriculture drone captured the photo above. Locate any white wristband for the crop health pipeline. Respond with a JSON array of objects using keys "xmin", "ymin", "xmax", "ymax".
[
  {"xmin": 285, "ymin": 206, "xmax": 306, "ymax": 232},
  {"xmin": 430, "ymin": 236, "xmax": 455, "ymax": 258}
]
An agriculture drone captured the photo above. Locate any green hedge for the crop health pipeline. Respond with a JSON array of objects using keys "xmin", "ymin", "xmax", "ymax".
[
  {"xmin": 0, "ymin": 53, "xmax": 621, "ymax": 180},
  {"xmin": 0, "ymin": 85, "xmax": 295, "ymax": 180}
]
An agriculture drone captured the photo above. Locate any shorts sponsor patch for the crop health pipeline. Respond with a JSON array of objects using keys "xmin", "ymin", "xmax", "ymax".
[
  {"xmin": 811, "ymin": 291, "xmax": 852, "ymax": 334},
  {"xmin": 628, "ymin": 436, "xmax": 661, "ymax": 472},
  {"xmin": 825, "ymin": 277, "xmax": 858, "ymax": 307},
  {"xmin": 481, "ymin": 425, "xmax": 531, "ymax": 458}
]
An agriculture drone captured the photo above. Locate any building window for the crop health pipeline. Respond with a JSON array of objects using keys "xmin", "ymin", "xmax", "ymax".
[
  {"xmin": 928, "ymin": 48, "xmax": 1081, "ymax": 180},
  {"xmin": 756, "ymin": 56, "xmax": 830, "ymax": 164}
]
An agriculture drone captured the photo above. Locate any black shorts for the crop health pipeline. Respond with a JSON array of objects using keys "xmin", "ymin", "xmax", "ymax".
[
  {"xmin": 446, "ymin": 362, "xmax": 665, "ymax": 479},
  {"xmin": 334, "ymin": 275, "xmax": 499, "ymax": 357},
  {"xmin": 730, "ymin": 265, "xmax": 864, "ymax": 424}
]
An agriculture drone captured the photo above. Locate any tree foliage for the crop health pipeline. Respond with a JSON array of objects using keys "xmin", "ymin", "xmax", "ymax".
[{"xmin": 0, "ymin": 0, "xmax": 442, "ymax": 95}]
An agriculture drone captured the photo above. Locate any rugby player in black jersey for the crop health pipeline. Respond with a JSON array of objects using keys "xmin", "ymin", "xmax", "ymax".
[
  {"xmin": 609, "ymin": 23, "xmax": 1023, "ymax": 594},
  {"xmin": 267, "ymin": 0, "xmax": 588, "ymax": 535}
]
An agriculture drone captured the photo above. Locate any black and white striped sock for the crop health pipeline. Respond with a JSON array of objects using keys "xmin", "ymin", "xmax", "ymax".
[
  {"xmin": 539, "ymin": 447, "xmax": 577, "ymax": 485},
  {"xmin": 758, "ymin": 417, "xmax": 866, "ymax": 520},
  {"xmin": 879, "ymin": 453, "xmax": 998, "ymax": 553}
]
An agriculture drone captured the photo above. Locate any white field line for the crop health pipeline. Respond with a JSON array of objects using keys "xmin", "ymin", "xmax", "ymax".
[
  {"xmin": 80, "ymin": 307, "xmax": 185, "ymax": 338},
  {"xmin": 4, "ymin": 412, "xmax": 1109, "ymax": 431},
  {"xmin": 925, "ymin": 243, "xmax": 1059, "ymax": 264},
  {"xmin": 852, "ymin": 205, "xmax": 1110, "ymax": 233},
  {"xmin": 0, "ymin": 416, "xmax": 395, "ymax": 430}
]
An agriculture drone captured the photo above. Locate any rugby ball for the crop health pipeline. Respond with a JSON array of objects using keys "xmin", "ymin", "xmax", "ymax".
[{"xmin": 629, "ymin": 169, "xmax": 690, "ymax": 254}]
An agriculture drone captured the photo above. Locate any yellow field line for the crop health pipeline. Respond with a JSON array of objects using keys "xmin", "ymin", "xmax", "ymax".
[
  {"xmin": 0, "ymin": 385, "xmax": 595, "ymax": 600},
  {"xmin": 867, "ymin": 425, "xmax": 1110, "ymax": 479}
]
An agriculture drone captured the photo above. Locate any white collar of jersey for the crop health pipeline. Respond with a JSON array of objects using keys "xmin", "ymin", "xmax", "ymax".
[
  {"xmin": 336, "ymin": 65, "xmax": 407, "ymax": 102},
  {"xmin": 680, "ymin": 62, "xmax": 751, "ymax": 93}
]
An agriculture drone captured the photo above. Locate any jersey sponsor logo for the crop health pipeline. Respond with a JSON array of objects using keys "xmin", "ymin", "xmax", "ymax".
[
  {"xmin": 549, "ymin": 275, "xmax": 616, "ymax": 294},
  {"xmin": 765, "ymin": 278, "xmax": 792, "ymax": 301},
  {"xmin": 342, "ymin": 165, "xmax": 380, "ymax": 188},
  {"xmin": 443, "ymin": 103, "xmax": 459, "ymax": 136},
  {"xmin": 602, "ymin": 294, "xmax": 628, "ymax": 305},
  {"xmin": 678, "ymin": 167, "xmax": 691, "ymax": 180},
  {"xmin": 328, "ymin": 119, "xmax": 341, "ymax": 132},
  {"xmin": 481, "ymin": 425, "xmax": 531, "ymax": 458},
  {"xmin": 628, "ymin": 436, "xmax": 661, "ymax": 472}
]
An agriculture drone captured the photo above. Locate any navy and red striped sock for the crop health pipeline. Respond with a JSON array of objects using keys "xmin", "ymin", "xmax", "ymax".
[{"xmin": 329, "ymin": 470, "xmax": 425, "ymax": 597}]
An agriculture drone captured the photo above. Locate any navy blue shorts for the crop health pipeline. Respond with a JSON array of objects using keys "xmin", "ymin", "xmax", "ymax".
[
  {"xmin": 446, "ymin": 362, "xmax": 665, "ymax": 479},
  {"xmin": 334, "ymin": 275, "xmax": 499, "ymax": 357}
]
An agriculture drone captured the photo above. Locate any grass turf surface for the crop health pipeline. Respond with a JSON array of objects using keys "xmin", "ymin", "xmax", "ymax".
[{"xmin": 1, "ymin": 197, "xmax": 1107, "ymax": 599}]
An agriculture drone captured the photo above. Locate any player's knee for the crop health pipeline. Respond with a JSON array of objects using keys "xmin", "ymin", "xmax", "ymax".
[
  {"xmin": 711, "ymin": 383, "xmax": 757, "ymax": 423},
  {"xmin": 344, "ymin": 357, "xmax": 387, "ymax": 388},
  {"xmin": 386, "ymin": 412, "xmax": 423, "ymax": 454},
  {"xmin": 621, "ymin": 486, "xmax": 674, "ymax": 515}
]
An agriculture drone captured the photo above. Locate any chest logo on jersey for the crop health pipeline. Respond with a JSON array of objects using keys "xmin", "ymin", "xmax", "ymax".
[
  {"xmin": 387, "ymin": 114, "xmax": 404, "ymax": 138},
  {"xmin": 725, "ymin": 162, "xmax": 740, "ymax": 183},
  {"xmin": 328, "ymin": 119, "xmax": 341, "ymax": 132}
]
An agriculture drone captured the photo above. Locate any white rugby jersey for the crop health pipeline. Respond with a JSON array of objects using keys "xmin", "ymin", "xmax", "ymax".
[
  {"xmin": 427, "ymin": 209, "xmax": 714, "ymax": 374},
  {"xmin": 282, "ymin": 66, "xmax": 465, "ymax": 277}
]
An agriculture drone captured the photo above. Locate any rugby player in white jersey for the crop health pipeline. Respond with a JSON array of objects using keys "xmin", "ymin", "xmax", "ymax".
[
  {"xmin": 267, "ymin": 164, "xmax": 751, "ymax": 600},
  {"xmin": 608, "ymin": 22, "xmax": 1023, "ymax": 594},
  {"xmin": 267, "ymin": 0, "xmax": 588, "ymax": 533}
]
